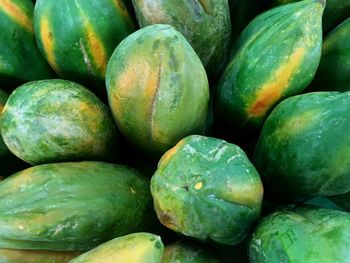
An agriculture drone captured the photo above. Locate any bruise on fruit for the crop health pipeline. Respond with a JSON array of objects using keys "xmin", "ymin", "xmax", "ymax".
[
  {"xmin": 40, "ymin": 17, "xmax": 59, "ymax": 73},
  {"xmin": 247, "ymin": 47, "xmax": 305, "ymax": 118},
  {"xmin": 0, "ymin": 0, "xmax": 33, "ymax": 33}
]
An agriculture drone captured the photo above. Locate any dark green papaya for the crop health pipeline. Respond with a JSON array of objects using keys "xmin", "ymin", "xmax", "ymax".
[
  {"xmin": 132, "ymin": 0, "xmax": 231, "ymax": 78},
  {"xmin": 151, "ymin": 135, "xmax": 263, "ymax": 245},
  {"xmin": 0, "ymin": 249, "xmax": 80, "ymax": 263},
  {"xmin": 0, "ymin": 162, "xmax": 153, "ymax": 251},
  {"xmin": 310, "ymin": 18, "xmax": 350, "ymax": 92},
  {"xmin": 0, "ymin": 0, "xmax": 53, "ymax": 87},
  {"xmin": 249, "ymin": 206, "xmax": 350, "ymax": 262},
  {"xmin": 254, "ymin": 92, "xmax": 350, "ymax": 201},
  {"xmin": 1, "ymin": 79, "xmax": 119, "ymax": 165},
  {"xmin": 34, "ymin": 0, "xmax": 135, "ymax": 92},
  {"xmin": 69, "ymin": 233, "xmax": 163, "ymax": 263},
  {"xmin": 106, "ymin": 24, "xmax": 209, "ymax": 155},
  {"xmin": 215, "ymin": 0, "xmax": 324, "ymax": 131}
]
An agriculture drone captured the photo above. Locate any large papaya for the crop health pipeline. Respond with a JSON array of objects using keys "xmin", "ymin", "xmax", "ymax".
[
  {"xmin": 310, "ymin": 18, "xmax": 350, "ymax": 92},
  {"xmin": 215, "ymin": 0, "xmax": 324, "ymax": 131},
  {"xmin": 69, "ymin": 233, "xmax": 163, "ymax": 263},
  {"xmin": 151, "ymin": 135, "xmax": 263, "ymax": 245},
  {"xmin": 34, "ymin": 0, "xmax": 135, "ymax": 92},
  {"xmin": 249, "ymin": 206, "xmax": 350, "ymax": 262},
  {"xmin": 0, "ymin": 249, "xmax": 80, "ymax": 263},
  {"xmin": 0, "ymin": 0, "xmax": 53, "ymax": 87},
  {"xmin": 254, "ymin": 92, "xmax": 350, "ymax": 201},
  {"xmin": 1, "ymin": 79, "xmax": 119, "ymax": 165},
  {"xmin": 0, "ymin": 161, "xmax": 153, "ymax": 251},
  {"xmin": 131, "ymin": 0, "xmax": 231, "ymax": 78},
  {"xmin": 106, "ymin": 24, "xmax": 209, "ymax": 155}
]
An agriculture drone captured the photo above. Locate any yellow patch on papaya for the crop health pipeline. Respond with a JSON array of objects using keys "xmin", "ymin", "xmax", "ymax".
[
  {"xmin": 194, "ymin": 182, "xmax": 203, "ymax": 190},
  {"xmin": 247, "ymin": 47, "xmax": 306, "ymax": 118},
  {"xmin": 0, "ymin": 0, "xmax": 33, "ymax": 33},
  {"xmin": 0, "ymin": 248, "xmax": 80, "ymax": 262},
  {"xmin": 223, "ymin": 180, "xmax": 263, "ymax": 208},
  {"xmin": 160, "ymin": 139, "xmax": 185, "ymax": 166},
  {"xmin": 40, "ymin": 17, "xmax": 59, "ymax": 73}
]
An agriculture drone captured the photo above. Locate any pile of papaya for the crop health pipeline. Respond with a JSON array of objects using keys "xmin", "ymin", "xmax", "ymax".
[{"xmin": 1, "ymin": 0, "xmax": 350, "ymax": 262}]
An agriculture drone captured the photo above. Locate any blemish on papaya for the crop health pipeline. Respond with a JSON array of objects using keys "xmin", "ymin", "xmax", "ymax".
[
  {"xmin": 275, "ymin": 110, "xmax": 317, "ymax": 136},
  {"xmin": 247, "ymin": 47, "xmax": 305, "ymax": 118},
  {"xmin": 194, "ymin": 182, "xmax": 203, "ymax": 190},
  {"xmin": 40, "ymin": 17, "xmax": 59, "ymax": 73},
  {"xmin": 0, "ymin": 0, "xmax": 33, "ymax": 33}
]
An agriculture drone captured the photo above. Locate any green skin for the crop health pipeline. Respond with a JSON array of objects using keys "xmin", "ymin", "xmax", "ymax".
[
  {"xmin": 0, "ymin": 161, "xmax": 152, "ymax": 251},
  {"xmin": 131, "ymin": 0, "xmax": 232, "ymax": 78},
  {"xmin": 151, "ymin": 135, "xmax": 263, "ymax": 245},
  {"xmin": 249, "ymin": 206, "xmax": 350, "ymax": 263},
  {"xmin": 270, "ymin": 0, "xmax": 350, "ymax": 33},
  {"xmin": 0, "ymin": 0, "xmax": 53, "ymax": 87},
  {"xmin": 1, "ymin": 79, "xmax": 119, "ymax": 165},
  {"xmin": 34, "ymin": 0, "xmax": 135, "ymax": 91},
  {"xmin": 254, "ymin": 92, "xmax": 350, "ymax": 201},
  {"xmin": 106, "ymin": 24, "xmax": 209, "ymax": 155},
  {"xmin": 310, "ymin": 18, "xmax": 350, "ymax": 92},
  {"xmin": 0, "ymin": 249, "xmax": 80, "ymax": 263},
  {"xmin": 215, "ymin": 0, "xmax": 324, "ymax": 131},
  {"xmin": 69, "ymin": 233, "xmax": 163, "ymax": 263},
  {"xmin": 161, "ymin": 240, "xmax": 221, "ymax": 263},
  {"xmin": 0, "ymin": 89, "xmax": 9, "ymax": 158}
]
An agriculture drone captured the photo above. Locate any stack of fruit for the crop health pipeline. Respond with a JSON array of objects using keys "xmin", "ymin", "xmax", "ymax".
[{"xmin": 1, "ymin": 0, "xmax": 350, "ymax": 262}]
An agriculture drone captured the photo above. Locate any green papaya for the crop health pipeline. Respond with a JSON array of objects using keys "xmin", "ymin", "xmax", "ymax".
[
  {"xmin": 215, "ymin": 0, "xmax": 324, "ymax": 131},
  {"xmin": 162, "ymin": 240, "xmax": 221, "ymax": 263},
  {"xmin": 249, "ymin": 206, "xmax": 350, "ymax": 262},
  {"xmin": 1, "ymin": 79, "xmax": 119, "ymax": 165},
  {"xmin": 0, "ymin": 161, "xmax": 153, "ymax": 251},
  {"xmin": 106, "ymin": 24, "xmax": 209, "ymax": 155},
  {"xmin": 254, "ymin": 92, "xmax": 350, "ymax": 201},
  {"xmin": 69, "ymin": 233, "xmax": 163, "ymax": 263},
  {"xmin": 310, "ymin": 18, "xmax": 350, "ymax": 92},
  {"xmin": 151, "ymin": 135, "xmax": 263, "ymax": 245},
  {"xmin": 34, "ymin": 0, "xmax": 135, "ymax": 91},
  {"xmin": 0, "ymin": 89, "xmax": 9, "ymax": 158},
  {"xmin": 0, "ymin": 249, "xmax": 80, "ymax": 263},
  {"xmin": 131, "ymin": 0, "xmax": 231, "ymax": 78},
  {"xmin": 0, "ymin": 0, "xmax": 53, "ymax": 87}
]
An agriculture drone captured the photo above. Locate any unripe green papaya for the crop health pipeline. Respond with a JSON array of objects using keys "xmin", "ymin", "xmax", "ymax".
[
  {"xmin": 69, "ymin": 233, "xmax": 163, "ymax": 263},
  {"xmin": 0, "ymin": 89, "xmax": 9, "ymax": 158},
  {"xmin": 249, "ymin": 206, "xmax": 350, "ymax": 263},
  {"xmin": 0, "ymin": 162, "xmax": 153, "ymax": 251},
  {"xmin": 215, "ymin": 0, "xmax": 324, "ymax": 131},
  {"xmin": 254, "ymin": 92, "xmax": 350, "ymax": 201},
  {"xmin": 0, "ymin": 0, "xmax": 53, "ymax": 87},
  {"xmin": 106, "ymin": 24, "xmax": 209, "ymax": 155},
  {"xmin": 151, "ymin": 135, "xmax": 263, "ymax": 245},
  {"xmin": 0, "ymin": 249, "xmax": 80, "ymax": 263},
  {"xmin": 1, "ymin": 79, "xmax": 119, "ymax": 165},
  {"xmin": 131, "ymin": 0, "xmax": 231, "ymax": 78}
]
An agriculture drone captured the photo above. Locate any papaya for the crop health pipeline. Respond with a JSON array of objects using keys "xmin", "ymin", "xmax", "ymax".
[
  {"xmin": 0, "ymin": 89, "xmax": 9, "ymax": 158},
  {"xmin": 69, "ymin": 233, "xmax": 163, "ymax": 263},
  {"xmin": 215, "ymin": 0, "xmax": 324, "ymax": 131},
  {"xmin": 150, "ymin": 135, "xmax": 263, "ymax": 245},
  {"xmin": 1, "ymin": 79, "xmax": 119, "ymax": 165},
  {"xmin": 310, "ymin": 18, "xmax": 350, "ymax": 92},
  {"xmin": 249, "ymin": 206, "xmax": 350, "ymax": 262},
  {"xmin": 131, "ymin": 0, "xmax": 231, "ymax": 78},
  {"xmin": 34, "ymin": 0, "xmax": 135, "ymax": 92},
  {"xmin": 0, "ymin": 0, "xmax": 53, "ymax": 87},
  {"xmin": 0, "ymin": 161, "xmax": 153, "ymax": 251},
  {"xmin": 106, "ymin": 24, "xmax": 209, "ymax": 155},
  {"xmin": 0, "ymin": 249, "xmax": 80, "ymax": 263},
  {"xmin": 254, "ymin": 92, "xmax": 350, "ymax": 201}
]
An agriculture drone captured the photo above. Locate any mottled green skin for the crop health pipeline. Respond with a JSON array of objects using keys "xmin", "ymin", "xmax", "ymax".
[
  {"xmin": 0, "ymin": 89, "xmax": 9, "ymax": 158},
  {"xmin": 1, "ymin": 79, "xmax": 118, "ymax": 165},
  {"xmin": 0, "ymin": 249, "xmax": 80, "ymax": 263},
  {"xmin": 270, "ymin": 0, "xmax": 350, "ymax": 33},
  {"xmin": 249, "ymin": 206, "xmax": 350, "ymax": 263},
  {"xmin": 151, "ymin": 135, "xmax": 263, "ymax": 245},
  {"xmin": 0, "ymin": 0, "xmax": 53, "ymax": 86},
  {"xmin": 34, "ymin": 0, "xmax": 135, "ymax": 90},
  {"xmin": 70, "ymin": 233, "xmax": 163, "ymax": 263},
  {"xmin": 106, "ymin": 24, "xmax": 209, "ymax": 155},
  {"xmin": 162, "ymin": 240, "xmax": 221, "ymax": 263},
  {"xmin": 254, "ymin": 92, "xmax": 350, "ymax": 201},
  {"xmin": 132, "ymin": 0, "xmax": 231, "ymax": 77},
  {"xmin": 215, "ymin": 0, "xmax": 324, "ymax": 131},
  {"xmin": 310, "ymin": 18, "xmax": 350, "ymax": 92},
  {"xmin": 0, "ymin": 162, "xmax": 152, "ymax": 251}
]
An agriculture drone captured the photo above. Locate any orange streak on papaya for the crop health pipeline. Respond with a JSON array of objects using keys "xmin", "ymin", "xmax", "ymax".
[
  {"xmin": 111, "ymin": 0, "xmax": 133, "ymax": 24},
  {"xmin": 160, "ymin": 140, "xmax": 185, "ymax": 166},
  {"xmin": 247, "ymin": 47, "xmax": 305, "ymax": 118},
  {"xmin": 0, "ymin": 0, "xmax": 33, "ymax": 33},
  {"xmin": 40, "ymin": 18, "xmax": 59, "ymax": 73}
]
